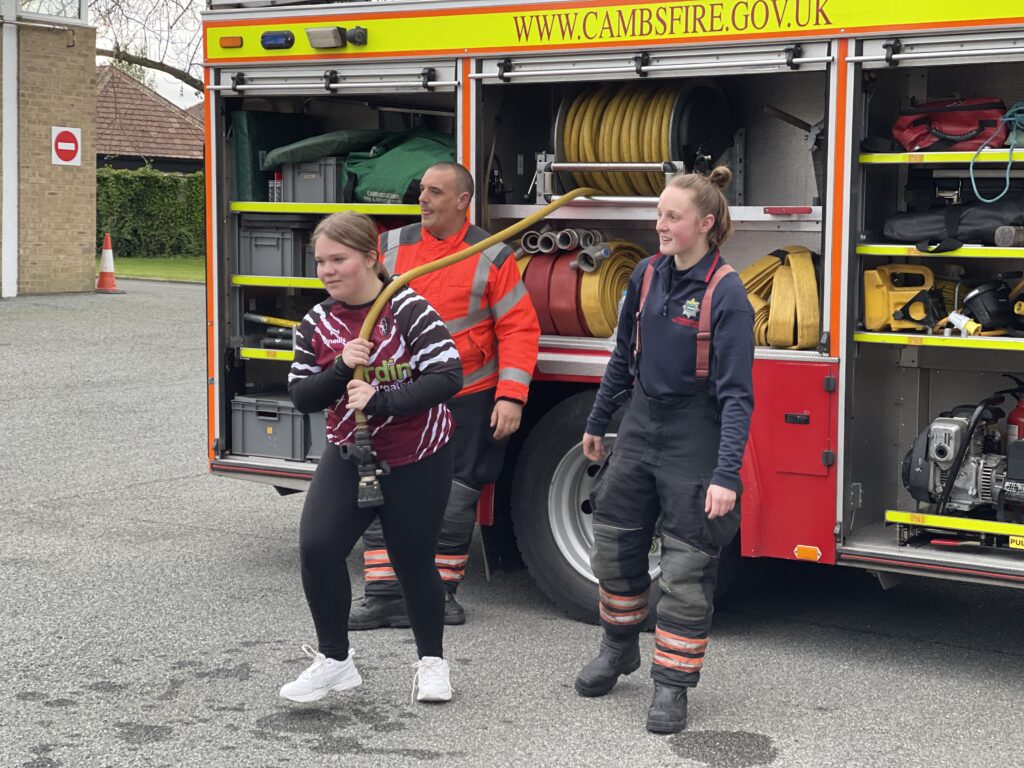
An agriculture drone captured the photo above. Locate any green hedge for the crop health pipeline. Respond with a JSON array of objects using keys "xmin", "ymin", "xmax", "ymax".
[{"xmin": 96, "ymin": 166, "xmax": 205, "ymax": 259}]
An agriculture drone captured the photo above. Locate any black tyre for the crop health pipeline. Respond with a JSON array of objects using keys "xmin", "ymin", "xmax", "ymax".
[
  {"xmin": 511, "ymin": 390, "xmax": 652, "ymax": 623},
  {"xmin": 511, "ymin": 390, "xmax": 742, "ymax": 623}
]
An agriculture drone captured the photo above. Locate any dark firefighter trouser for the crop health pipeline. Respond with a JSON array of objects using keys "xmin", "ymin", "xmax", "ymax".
[
  {"xmin": 589, "ymin": 382, "xmax": 740, "ymax": 687},
  {"xmin": 362, "ymin": 388, "xmax": 508, "ymax": 597}
]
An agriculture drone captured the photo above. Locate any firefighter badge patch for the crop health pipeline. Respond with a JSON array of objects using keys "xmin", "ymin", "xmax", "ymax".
[{"xmin": 682, "ymin": 298, "xmax": 700, "ymax": 319}]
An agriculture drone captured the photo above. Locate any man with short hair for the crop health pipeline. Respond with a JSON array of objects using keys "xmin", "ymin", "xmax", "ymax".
[{"xmin": 350, "ymin": 162, "xmax": 540, "ymax": 629}]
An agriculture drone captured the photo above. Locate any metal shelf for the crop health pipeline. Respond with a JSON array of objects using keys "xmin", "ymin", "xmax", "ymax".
[
  {"xmin": 857, "ymin": 243, "xmax": 1024, "ymax": 259},
  {"xmin": 230, "ymin": 202, "xmax": 420, "ymax": 216},
  {"xmin": 489, "ymin": 204, "xmax": 822, "ymax": 231},
  {"xmin": 854, "ymin": 332, "xmax": 1024, "ymax": 351},
  {"xmin": 859, "ymin": 149, "xmax": 1024, "ymax": 165},
  {"xmin": 240, "ymin": 347, "xmax": 295, "ymax": 362},
  {"xmin": 231, "ymin": 275, "xmax": 323, "ymax": 289}
]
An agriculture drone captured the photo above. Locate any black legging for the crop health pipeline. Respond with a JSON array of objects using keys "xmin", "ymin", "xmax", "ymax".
[{"xmin": 299, "ymin": 442, "xmax": 453, "ymax": 661}]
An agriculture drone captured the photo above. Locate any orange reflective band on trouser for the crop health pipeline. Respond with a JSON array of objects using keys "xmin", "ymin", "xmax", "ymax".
[
  {"xmin": 364, "ymin": 549, "xmax": 390, "ymax": 566},
  {"xmin": 654, "ymin": 628, "xmax": 709, "ymax": 654},
  {"xmin": 436, "ymin": 554, "xmax": 468, "ymax": 583},
  {"xmin": 599, "ymin": 587, "xmax": 648, "ymax": 611},
  {"xmin": 438, "ymin": 568, "xmax": 464, "ymax": 583},
  {"xmin": 653, "ymin": 628, "xmax": 707, "ymax": 673},
  {"xmin": 599, "ymin": 604, "xmax": 648, "ymax": 625},
  {"xmin": 598, "ymin": 587, "xmax": 649, "ymax": 626},
  {"xmin": 365, "ymin": 567, "xmax": 397, "ymax": 581},
  {"xmin": 652, "ymin": 650, "xmax": 705, "ymax": 672}
]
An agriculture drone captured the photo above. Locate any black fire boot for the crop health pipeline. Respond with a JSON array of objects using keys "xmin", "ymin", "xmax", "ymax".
[
  {"xmin": 348, "ymin": 595, "xmax": 410, "ymax": 630},
  {"xmin": 443, "ymin": 590, "xmax": 466, "ymax": 626},
  {"xmin": 646, "ymin": 682, "xmax": 688, "ymax": 734},
  {"xmin": 574, "ymin": 632, "xmax": 641, "ymax": 697}
]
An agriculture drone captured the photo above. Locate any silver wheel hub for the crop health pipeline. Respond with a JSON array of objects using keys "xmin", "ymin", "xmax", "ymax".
[{"xmin": 547, "ymin": 436, "xmax": 662, "ymax": 584}]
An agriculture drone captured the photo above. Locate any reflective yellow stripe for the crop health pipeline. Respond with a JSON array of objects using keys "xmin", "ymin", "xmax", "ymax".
[
  {"xmin": 230, "ymin": 202, "xmax": 420, "ymax": 216},
  {"xmin": 855, "ymin": 333, "xmax": 1024, "ymax": 351},
  {"xmin": 857, "ymin": 244, "xmax": 1024, "ymax": 259},
  {"xmin": 860, "ymin": 149, "xmax": 1024, "ymax": 164},
  {"xmin": 886, "ymin": 510, "xmax": 1024, "ymax": 537},
  {"xmin": 232, "ymin": 276, "xmax": 324, "ymax": 289},
  {"xmin": 240, "ymin": 347, "xmax": 295, "ymax": 361}
]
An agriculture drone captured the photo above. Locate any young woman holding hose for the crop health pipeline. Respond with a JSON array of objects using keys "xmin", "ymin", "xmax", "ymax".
[{"xmin": 280, "ymin": 211, "xmax": 462, "ymax": 704}]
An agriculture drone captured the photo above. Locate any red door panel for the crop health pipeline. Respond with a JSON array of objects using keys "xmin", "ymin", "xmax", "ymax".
[{"xmin": 740, "ymin": 359, "xmax": 838, "ymax": 564}]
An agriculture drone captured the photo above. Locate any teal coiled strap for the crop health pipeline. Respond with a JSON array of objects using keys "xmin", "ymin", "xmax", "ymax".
[{"xmin": 970, "ymin": 101, "xmax": 1024, "ymax": 204}]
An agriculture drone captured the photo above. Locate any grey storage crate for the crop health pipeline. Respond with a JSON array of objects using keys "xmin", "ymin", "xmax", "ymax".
[
  {"xmin": 282, "ymin": 158, "xmax": 344, "ymax": 203},
  {"xmin": 237, "ymin": 214, "xmax": 311, "ymax": 276},
  {"xmin": 303, "ymin": 243, "xmax": 317, "ymax": 278},
  {"xmin": 231, "ymin": 393, "xmax": 305, "ymax": 461},
  {"xmin": 307, "ymin": 410, "xmax": 328, "ymax": 460}
]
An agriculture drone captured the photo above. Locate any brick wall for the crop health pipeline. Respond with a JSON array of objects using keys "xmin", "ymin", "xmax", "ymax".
[{"xmin": 0, "ymin": 27, "xmax": 96, "ymax": 295}]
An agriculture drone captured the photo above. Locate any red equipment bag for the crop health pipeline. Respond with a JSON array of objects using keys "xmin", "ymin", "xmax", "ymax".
[{"xmin": 891, "ymin": 98, "xmax": 1007, "ymax": 152}]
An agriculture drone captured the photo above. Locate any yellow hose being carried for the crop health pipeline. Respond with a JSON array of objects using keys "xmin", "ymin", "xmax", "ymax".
[{"xmin": 345, "ymin": 187, "xmax": 601, "ymax": 506}]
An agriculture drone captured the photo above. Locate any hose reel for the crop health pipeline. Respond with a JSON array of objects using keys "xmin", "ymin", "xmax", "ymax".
[{"xmin": 554, "ymin": 79, "xmax": 735, "ymax": 197}]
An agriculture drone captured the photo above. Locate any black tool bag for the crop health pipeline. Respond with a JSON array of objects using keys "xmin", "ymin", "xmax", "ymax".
[{"xmin": 883, "ymin": 195, "xmax": 1024, "ymax": 252}]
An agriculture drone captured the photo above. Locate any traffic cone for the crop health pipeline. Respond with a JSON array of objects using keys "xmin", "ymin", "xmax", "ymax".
[{"xmin": 96, "ymin": 233, "xmax": 125, "ymax": 294}]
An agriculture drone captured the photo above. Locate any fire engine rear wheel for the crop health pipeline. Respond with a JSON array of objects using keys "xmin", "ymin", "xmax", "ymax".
[
  {"xmin": 511, "ymin": 390, "xmax": 656, "ymax": 624},
  {"xmin": 511, "ymin": 390, "xmax": 742, "ymax": 624}
]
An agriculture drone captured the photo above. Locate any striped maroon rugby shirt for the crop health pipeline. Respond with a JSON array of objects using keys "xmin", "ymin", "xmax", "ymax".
[{"xmin": 290, "ymin": 285, "xmax": 460, "ymax": 468}]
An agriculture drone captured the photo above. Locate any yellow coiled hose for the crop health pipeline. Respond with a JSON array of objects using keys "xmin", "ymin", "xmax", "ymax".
[
  {"xmin": 579, "ymin": 240, "xmax": 646, "ymax": 337},
  {"xmin": 563, "ymin": 83, "xmax": 679, "ymax": 196}
]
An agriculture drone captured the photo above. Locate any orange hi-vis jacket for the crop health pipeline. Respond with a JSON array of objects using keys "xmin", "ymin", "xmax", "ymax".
[{"xmin": 380, "ymin": 219, "xmax": 540, "ymax": 404}]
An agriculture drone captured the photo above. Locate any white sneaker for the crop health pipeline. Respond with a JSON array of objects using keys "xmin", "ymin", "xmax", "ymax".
[
  {"xmin": 279, "ymin": 645, "xmax": 361, "ymax": 703},
  {"xmin": 411, "ymin": 656, "xmax": 453, "ymax": 703}
]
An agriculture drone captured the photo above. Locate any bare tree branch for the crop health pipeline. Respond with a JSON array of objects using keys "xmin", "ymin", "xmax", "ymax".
[{"xmin": 97, "ymin": 47, "xmax": 203, "ymax": 93}]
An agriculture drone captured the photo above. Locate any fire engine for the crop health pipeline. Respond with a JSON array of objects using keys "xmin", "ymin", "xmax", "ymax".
[{"xmin": 201, "ymin": 0, "xmax": 1024, "ymax": 621}]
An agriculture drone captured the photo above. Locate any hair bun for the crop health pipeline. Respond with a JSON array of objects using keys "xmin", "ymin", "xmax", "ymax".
[{"xmin": 708, "ymin": 166, "xmax": 732, "ymax": 189}]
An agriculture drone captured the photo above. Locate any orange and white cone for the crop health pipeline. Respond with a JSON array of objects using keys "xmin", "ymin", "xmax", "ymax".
[{"xmin": 96, "ymin": 233, "xmax": 125, "ymax": 294}]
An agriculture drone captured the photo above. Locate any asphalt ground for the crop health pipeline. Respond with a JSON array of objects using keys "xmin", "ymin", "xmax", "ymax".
[{"xmin": 3, "ymin": 280, "xmax": 1024, "ymax": 768}]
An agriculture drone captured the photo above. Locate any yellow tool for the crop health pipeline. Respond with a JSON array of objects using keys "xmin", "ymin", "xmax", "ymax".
[{"xmin": 863, "ymin": 265, "xmax": 936, "ymax": 331}]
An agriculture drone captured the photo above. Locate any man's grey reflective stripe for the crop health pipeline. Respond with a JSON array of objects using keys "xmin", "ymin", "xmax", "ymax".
[
  {"xmin": 499, "ymin": 367, "xmax": 532, "ymax": 386},
  {"xmin": 446, "ymin": 308, "xmax": 490, "ymax": 334},
  {"xmin": 469, "ymin": 252, "xmax": 492, "ymax": 312},
  {"xmin": 490, "ymin": 281, "xmax": 527, "ymax": 320},
  {"xmin": 464, "ymin": 358, "xmax": 499, "ymax": 386},
  {"xmin": 381, "ymin": 229, "xmax": 400, "ymax": 273}
]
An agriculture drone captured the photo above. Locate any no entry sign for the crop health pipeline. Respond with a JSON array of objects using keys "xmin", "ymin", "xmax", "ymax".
[{"xmin": 52, "ymin": 127, "xmax": 82, "ymax": 166}]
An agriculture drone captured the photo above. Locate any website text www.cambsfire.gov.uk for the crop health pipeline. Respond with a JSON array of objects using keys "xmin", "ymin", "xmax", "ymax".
[{"xmin": 511, "ymin": 1, "xmax": 834, "ymax": 43}]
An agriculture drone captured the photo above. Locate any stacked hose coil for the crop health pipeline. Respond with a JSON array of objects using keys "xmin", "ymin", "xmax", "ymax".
[
  {"xmin": 558, "ymin": 80, "xmax": 734, "ymax": 196},
  {"xmin": 517, "ymin": 239, "xmax": 645, "ymax": 337},
  {"xmin": 562, "ymin": 83, "xmax": 678, "ymax": 196},
  {"xmin": 739, "ymin": 246, "xmax": 821, "ymax": 350}
]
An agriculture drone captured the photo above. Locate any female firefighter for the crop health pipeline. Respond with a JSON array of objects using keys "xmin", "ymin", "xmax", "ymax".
[
  {"xmin": 575, "ymin": 167, "xmax": 755, "ymax": 734},
  {"xmin": 281, "ymin": 211, "xmax": 462, "ymax": 704}
]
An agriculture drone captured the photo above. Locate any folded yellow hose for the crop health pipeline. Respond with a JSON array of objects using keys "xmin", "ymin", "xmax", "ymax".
[
  {"xmin": 789, "ymin": 250, "xmax": 819, "ymax": 349},
  {"xmin": 740, "ymin": 255, "xmax": 781, "ymax": 300},
  {"xmin": 747, "ymin": 294, "xmax": 771, "ymax": 347},
  {"xmin": 763, "ymin": 247, "xmax": 820, "ymax": 350},
  {"xmin": 579, "ymin": 241, "xmax": 644, "ymax": 337}
]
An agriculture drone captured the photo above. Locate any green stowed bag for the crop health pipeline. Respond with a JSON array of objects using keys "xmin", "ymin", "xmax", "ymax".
[
  {"xmin": 261, "ymin": 129, "xmax": 388, "ymax": 170},
  {"xmin": 340, "ymin": 130, "xmax": 456, "ymax": 204}
]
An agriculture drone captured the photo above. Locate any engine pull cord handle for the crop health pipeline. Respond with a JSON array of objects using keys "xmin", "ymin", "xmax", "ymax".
[
  {"xmin": 934, "ymin": 393, "xmax": 1005, "ymax": 516},
  {"xmin": 343, "ymin": 186, "xmax": 601, "ymax": 507}
]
